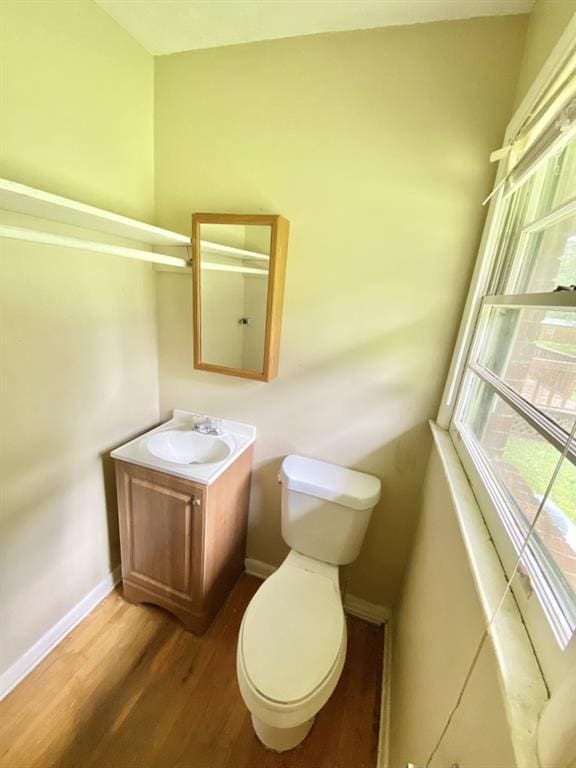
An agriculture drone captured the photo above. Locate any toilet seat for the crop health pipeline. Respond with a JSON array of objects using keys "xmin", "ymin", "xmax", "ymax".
[{"xmin": 240, "ymin": 561, "xmax": 345, "ymax": 705}]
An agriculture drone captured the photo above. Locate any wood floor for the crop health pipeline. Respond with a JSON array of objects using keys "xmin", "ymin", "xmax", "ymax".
[{"xmin": 0, "ymin": 575, "xmax": 383, "ymax": 768}]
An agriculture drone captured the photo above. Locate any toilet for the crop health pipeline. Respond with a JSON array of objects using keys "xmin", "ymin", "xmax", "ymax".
[{"xmin": 236, "ymin": 454, "xmax": 381, "ymax": 752}]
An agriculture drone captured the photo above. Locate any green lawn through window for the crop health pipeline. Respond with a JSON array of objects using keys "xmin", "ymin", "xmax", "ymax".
[{"xmin": 503, "ymin": 436, "xmax": 576, "ymax": 524}]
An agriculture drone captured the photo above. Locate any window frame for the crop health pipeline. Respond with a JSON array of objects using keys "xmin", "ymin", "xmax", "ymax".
[
  {"xmin": 438, "ymin": 18, "xmax": 576, "ymax": 693},
  {"xmin": 437, "ymin": 18, "xmax": 576, "ymax": 430}
]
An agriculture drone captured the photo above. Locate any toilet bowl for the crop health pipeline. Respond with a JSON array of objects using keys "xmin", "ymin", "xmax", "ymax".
[
  {"xmin": 237, "ymin": 551, "xmax": 346, "ymax": 751},
  {"xmin": 237, "ymin": 455, "xmax": 381, "ymax": 752}
]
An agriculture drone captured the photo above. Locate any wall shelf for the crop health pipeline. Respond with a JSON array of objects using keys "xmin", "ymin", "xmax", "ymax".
[
  {"xmin": 200, "ymin": 240, "xmax": 269, "ymax": 262},
  {"xmin": 202, "ymin": 261, "xmax": 268, "ymax": 275},
  {"xmin": 0, "ymin": 177, "xmax": 190, "ymax": 268},
  {"xmin": 0, "ymin": 225, "xmax": 188, "ymax": 268},
  {"xmin": 0, "ymin": 178, "xmax": 190, "ymax": 247},
  {"xmin": 0, "ymin": 178, "xmax": 270, "ymax": 272},
  {"xmin": 154, "ymin": 262, "xmax": 268, "ymax": 276}
]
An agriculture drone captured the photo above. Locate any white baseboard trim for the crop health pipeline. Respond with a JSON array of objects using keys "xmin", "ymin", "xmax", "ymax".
[
  {"xmin": 244, "ymin": 558, "xmax": 390, "ymax": 625},
  {"xmin": 0, "ymin": 565, "xmax": 122, "ymax": 701},
  {"xmin": 344, "ymin": 594, "xmax": 390, "ymax": 624},
  {"xmin": 377, "ymin": 617, "xmax": 392, "ymax": 768},
  {"xmin": 244, "ymin": 558, "xmax": 277, "ymax": 580}
]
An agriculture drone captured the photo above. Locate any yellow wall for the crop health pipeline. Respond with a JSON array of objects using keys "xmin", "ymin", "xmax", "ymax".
[
  {"xmin": 0, "ymin": 0, "xmax": 154, "ymax": 220},
  {"xmin": 389, "ymin": 445, "xmax": 517, "ymax": 767},
  {"xmin": 154, "ymin": 16, "xmax": 527, "ymax": 605},
  {"xmin": 0, "ymin": 0, "xmax": 158, "ymax": 676},
  {"xmin": 514, "ymin": 0, "xmax": 575, "ymax": 105}
]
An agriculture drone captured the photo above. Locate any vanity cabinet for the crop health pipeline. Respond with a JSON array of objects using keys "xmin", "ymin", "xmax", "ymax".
[{"xmin": 114, "ymin": 445, "xmax": 253, "ymax": 634}]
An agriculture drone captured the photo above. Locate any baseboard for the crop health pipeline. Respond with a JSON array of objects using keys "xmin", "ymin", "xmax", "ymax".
[
  {"xmin": 244, "ymin": 558, "xmax": 276, "ymax": 580},
  {"xmin": 0, "ymin": 565, "xmax": 122, "ymax": 700},
  {"xmin": 344, "ymin": 594, "xmax": 390, "ymax": 624},
  {"xmin": 244, "ymin": 558, "xmax": 390, "ymax": 625},
  {"xmin": 377, "ymin": 617, "xmax": 393, "ymax": 768}
]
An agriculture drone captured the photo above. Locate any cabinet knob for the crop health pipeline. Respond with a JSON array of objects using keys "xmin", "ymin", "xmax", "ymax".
[{"xmin": 192, "ymin": 498, "xmax": 201, "ymax": 507}]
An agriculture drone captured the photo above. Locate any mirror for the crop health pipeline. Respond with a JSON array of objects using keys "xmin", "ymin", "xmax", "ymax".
[{"xmin": 192, "ymin": 213, "xmax": 289, "ymax": 381}]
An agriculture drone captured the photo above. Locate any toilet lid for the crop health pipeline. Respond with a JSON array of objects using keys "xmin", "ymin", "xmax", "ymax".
[{"xmin": 241, "ymin": 565, "xmax": 345, "ymax": 704}]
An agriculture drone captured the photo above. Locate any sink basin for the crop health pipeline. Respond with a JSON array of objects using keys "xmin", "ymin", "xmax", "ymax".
[
  {"xmin": 111, "ymin": 410, "xmax": 255, "ymax": 485},
  {"xmin": 146, "ymin": 429, "xmax": 232, "ymax": 465}
]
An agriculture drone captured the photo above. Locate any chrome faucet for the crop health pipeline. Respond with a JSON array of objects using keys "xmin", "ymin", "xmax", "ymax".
[{"xmin": 192, "ymin": 415, "xmax": 223, "ymax": 435}]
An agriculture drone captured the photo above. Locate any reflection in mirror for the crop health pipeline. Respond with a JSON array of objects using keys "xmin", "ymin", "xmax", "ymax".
[
  {"xmin": 199, "ymin": 223, "xmax": 271, "ymax": 373},
  {"xmin": 192, "ymin": 213, "xmax": 289, "ymax": 382}
]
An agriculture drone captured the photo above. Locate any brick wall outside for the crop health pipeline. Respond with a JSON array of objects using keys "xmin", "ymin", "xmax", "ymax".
[{"xmin": 495, "ymin": 458, "xmax": 576, "ymax": 592}]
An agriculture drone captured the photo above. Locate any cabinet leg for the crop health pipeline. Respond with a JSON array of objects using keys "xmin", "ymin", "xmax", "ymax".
[
  {"xmin": 122, "ymin": 579, "xmax": 144, "ymax": 605},
  {"xmin": 121, "ymin": 578, "xmax": 206, "ymax": 634}
]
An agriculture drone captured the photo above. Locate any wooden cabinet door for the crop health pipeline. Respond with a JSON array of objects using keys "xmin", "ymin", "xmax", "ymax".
[
  {"xmin": 114, "ymin": 453, "xmax": 251, "ymax": 634},
  {"xmin": 117, "ymin": 466, "xmax": 202, "ymax": 608}
]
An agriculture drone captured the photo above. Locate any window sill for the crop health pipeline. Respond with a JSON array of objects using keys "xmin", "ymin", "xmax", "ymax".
[{"xmin": 430, "ymin": 421, "xmax": 548, "ymax": 768}]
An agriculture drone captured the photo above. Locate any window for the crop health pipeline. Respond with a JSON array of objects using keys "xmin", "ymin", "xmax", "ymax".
[{"xmin": 447, "ymin": 89, "xmax": 576, "ymax": 681}]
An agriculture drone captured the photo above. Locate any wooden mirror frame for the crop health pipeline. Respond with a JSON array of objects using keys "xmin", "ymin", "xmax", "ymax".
[{"xmin": 192, "ymin": 213, "xmax": 289, "ymax": 382}]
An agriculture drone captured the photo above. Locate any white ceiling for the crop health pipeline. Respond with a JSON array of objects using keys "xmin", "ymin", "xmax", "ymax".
[{"xmin": 95, "ymin": 0, "xmax": 535, "ymax": 56}]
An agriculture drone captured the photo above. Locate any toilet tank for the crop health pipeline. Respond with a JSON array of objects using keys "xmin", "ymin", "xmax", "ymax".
[{"xmin": 280, "ymin": 455, "xmax": 381, "ymax": 565}]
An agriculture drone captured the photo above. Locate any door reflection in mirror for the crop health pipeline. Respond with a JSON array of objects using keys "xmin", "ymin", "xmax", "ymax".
[{"xmin": 200, "ymin": 224, "xmax": 270, "ymax": 373}]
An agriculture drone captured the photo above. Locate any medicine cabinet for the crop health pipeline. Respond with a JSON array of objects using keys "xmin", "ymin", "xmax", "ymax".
[{"xmin": 192, "ymin": 213, "xmax": 289, "ymax": 381}]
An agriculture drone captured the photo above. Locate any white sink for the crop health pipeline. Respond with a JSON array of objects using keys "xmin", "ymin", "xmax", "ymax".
[
  {"xmin": 146, "ymin": 429, "xmax": 231, "ymax": 465},
  {"xmin": 110, "ymin": 410, "xmax": 256, "ymax": 485}
]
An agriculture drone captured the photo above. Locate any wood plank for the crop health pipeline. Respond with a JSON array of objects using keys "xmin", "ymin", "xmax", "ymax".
[{"xmin": 0, "ymin": 576, "xmax": 382, "ymax": 768}]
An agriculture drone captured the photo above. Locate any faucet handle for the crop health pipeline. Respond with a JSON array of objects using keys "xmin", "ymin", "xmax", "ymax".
[
  {"xmin": 193, "ymin": 414, "xmax": 223, "ymax": 435},
  {"xmin": 208, "ymin": 417, "xmax": 223, "ymax": 435}
]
